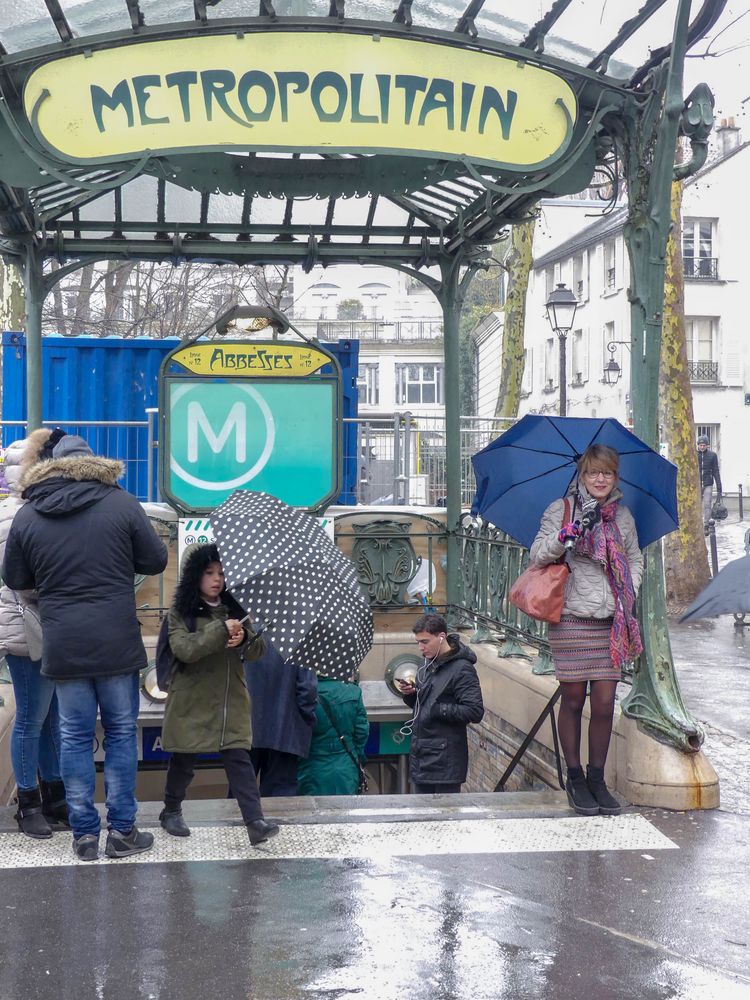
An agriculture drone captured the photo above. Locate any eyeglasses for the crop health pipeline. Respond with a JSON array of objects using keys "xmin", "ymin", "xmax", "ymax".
[{"xmin": 584, "ymin": 470, "xmax": 616, "ymax": 481}]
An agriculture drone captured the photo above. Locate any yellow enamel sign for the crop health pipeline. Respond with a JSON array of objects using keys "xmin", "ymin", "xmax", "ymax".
[
  {"xmin": 24, "ymin": 31, "xmax": 577, "ymax": 170},
  {"xmin": 170, "ymin": 342, "xmax": 331, "ymax": 378}
]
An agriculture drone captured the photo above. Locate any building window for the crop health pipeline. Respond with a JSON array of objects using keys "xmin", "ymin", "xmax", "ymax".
[
  {"xmin": 544, "ymin": 337, "xmax": 556, "ymax": 389},
  {"xmin": 604, "ymin": 240, "xmax": 617, "ymax": 290},
  {"xmin": 544, "ymin": 266, "xmax": 555, "ymax": 301},
  {"xmin": 571, "ymin": 330, "xmax": 585, "ymax": 383},
  {"xmin": 686, "ymin": 318, "xmax": 718, "ymax": 383},
  {"xmin": 357, "ymin": 363, "xmax": 380, "ymax": 406},
  {"xmin": 395, "ymin": 363, "xmax": 444, "ymax": 405},
  {"xmin": 696, "ymin": 424, "xmax": 719, "ymax": 451},
  {"xmin": 683, "ymin": 219, "xmax": 717, "ymax": 278},
  {"xmin": 573, "ymin": 253, "xmax": 587, "ymax": 301}
]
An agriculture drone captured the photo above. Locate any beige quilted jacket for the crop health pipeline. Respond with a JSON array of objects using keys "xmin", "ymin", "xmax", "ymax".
[{"xmin": 529, "ymin": 488, "xmax": 643, "ymax": 619}]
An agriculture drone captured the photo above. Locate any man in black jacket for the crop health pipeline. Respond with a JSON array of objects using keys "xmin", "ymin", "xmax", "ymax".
[
  {"xmin": 396, "ymin": 613, "xmax": 484, "ymax": 794},
  {"xmin": 697, "ymin": 434, "xmax": 722, "ymax": 533},
  {"xmin": 2, "ymin": 430, "xmax": 168, "ymax": 861}
]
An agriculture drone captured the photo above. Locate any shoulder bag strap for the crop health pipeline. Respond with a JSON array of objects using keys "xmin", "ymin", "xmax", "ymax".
[{"xmin": 318, "ymin": 695, "xmax": 365, "ymax": 773}]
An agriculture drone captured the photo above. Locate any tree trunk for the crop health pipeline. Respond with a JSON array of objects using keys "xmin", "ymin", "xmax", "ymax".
[
  {"xmin": 70, "ymin": 264, "xmax": 94, "ymax": 334},
  {"xmin": 0, "ymin": 259, "xmax": 25, "ymax": 332},
  {"xmin": 660, "ymin": 176, "xmax": 711, "ymax": 611},
  {"xmin": 494, "ymin": 217, "xmax": 535, "ymax": 419}
]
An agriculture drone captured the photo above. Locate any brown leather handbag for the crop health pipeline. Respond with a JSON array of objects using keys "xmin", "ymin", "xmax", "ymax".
[{"xmin": 509, "ymin": 498, "xmax": 571, "ymax": 624}]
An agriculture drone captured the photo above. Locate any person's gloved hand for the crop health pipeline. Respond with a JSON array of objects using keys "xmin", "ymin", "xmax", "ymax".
[
  {"xmin": 716, "ymin": 491, "xmax": 722, "ymax": 501},
  {"xmin": 558, "ymin": 521, "xmax": 581, "ymax": 545}
]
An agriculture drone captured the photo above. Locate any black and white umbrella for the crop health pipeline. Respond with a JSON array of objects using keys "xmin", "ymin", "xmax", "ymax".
[{"xmin": 212, "ymin": 491, "xmax": 373, "ymax": 680}]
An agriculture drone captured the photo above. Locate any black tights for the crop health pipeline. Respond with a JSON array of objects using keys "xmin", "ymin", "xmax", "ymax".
[{"xmin": 557, "ymin": 680, "xmax": 618, "ymax": 770}]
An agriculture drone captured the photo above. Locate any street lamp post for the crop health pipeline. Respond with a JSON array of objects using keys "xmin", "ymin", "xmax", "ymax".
[{"xmin": 545, "ymin": 283, "xmax": 579, "ymax": 416}]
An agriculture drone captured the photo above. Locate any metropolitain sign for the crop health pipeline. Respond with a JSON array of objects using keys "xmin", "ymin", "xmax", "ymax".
[{"xmin": 24, "ymin": 31, "xmax": 577, "ymax": 170}]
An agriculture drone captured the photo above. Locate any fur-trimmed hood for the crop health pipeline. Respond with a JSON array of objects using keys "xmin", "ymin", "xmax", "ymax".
[
  {"xmin": 21, "ymin": 454, "xmax": 123, "ymax": 493},
  {"xmin": 173, "ymin": 542, "xmax": 245, "ymax": 621},
  {"xmin": 20, "ymin": 454, "xmax": 124, "ymax": 519}
]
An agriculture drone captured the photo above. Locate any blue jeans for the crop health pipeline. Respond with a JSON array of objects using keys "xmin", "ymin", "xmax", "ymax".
[
  {"xmin": 55, "ymin": 672, "xmax": 140, "ymax": 838},
  {"xmin": 6, "ymin": 654, "xmax": 62, "ymax": 791}
]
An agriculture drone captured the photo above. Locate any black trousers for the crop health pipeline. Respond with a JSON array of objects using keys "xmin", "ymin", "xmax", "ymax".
[
  {"xmin": 250, "ymin": 748, "xmax": 300, "ymax": 797},
  {"xmin": 165, "ymin": 749, "xmax": 263, "ymax": 823},
  {"xmin": 413, "ymin": 782, "xmax": 461, "ymax": 795}
]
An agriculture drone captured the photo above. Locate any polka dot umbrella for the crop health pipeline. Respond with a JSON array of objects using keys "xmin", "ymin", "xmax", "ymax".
[{"xmin": 212, "ymin": 490, "xmax": 373, "ymax": 681}]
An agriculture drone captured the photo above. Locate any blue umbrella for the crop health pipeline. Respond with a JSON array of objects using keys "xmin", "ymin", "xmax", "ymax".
[{"xmin": 471, "ymin": 415, "xmax": 678, "ymax": 549}]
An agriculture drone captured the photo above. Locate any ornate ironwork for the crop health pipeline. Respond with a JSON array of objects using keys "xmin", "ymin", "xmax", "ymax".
[
  {"xmin": 688, "ymin": 360, "xmax": 719, "ymax": 383},
  {"xmin": 352, "ymin": 520, "xmax": 420, "ymax": 607},
  {"xmin": 683, "ymin": 256, "xmax": 718, "ymax": 279}
]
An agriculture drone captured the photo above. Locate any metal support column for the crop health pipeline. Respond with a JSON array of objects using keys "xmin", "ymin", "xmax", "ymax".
[
  {"xmin": 439, "ymin": 259, "xmax": 463, "ymax": 614},
  {"xmin": 21, "ymin": 244, "xmax": 44, "ymax": 432},
  {"xmin": 621, "ymin": 0, "xmax": 708, "ymax": 751}
]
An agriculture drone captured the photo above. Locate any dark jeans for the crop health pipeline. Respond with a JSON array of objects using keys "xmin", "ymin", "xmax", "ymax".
[
  {"xmin": 413, "ymin": 782, "xmax": 461, "ymax": 794},
  {"xmin": 6, "ymin": 654, "xmax": 62, "ymax": 790},
  {"xmin": 250, "ymin": 748, "xmax": 300, "ymax": 797},
  {"xmin": 55, "ymin": 672, "xmax": 140, "ymax": 838},
  {"xmin": 165, "ymin": 749, "xmax": 263, "ymax": 823}
]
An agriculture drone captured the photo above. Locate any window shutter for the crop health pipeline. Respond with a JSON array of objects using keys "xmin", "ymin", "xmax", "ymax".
[{"xmin": 723, "ymin": 344, "xmax": 743, "ymax": 387}]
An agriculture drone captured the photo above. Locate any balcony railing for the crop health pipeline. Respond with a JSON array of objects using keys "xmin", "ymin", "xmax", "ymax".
[
  {"xmin": 291, "ymin": 317, "xmax": 443, "ymax": 341},
  {"xmin": 688, "ymin": 360, "xmax": 719, "ymax": 383},
  {"xmin": 683, "ymin": 256, "xmax": 719, "ymax": 279}
]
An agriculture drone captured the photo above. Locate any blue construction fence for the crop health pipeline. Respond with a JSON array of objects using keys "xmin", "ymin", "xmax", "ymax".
[{"xmin": 1, "ymin": 333, "xmax": 360, "ymax": 504}]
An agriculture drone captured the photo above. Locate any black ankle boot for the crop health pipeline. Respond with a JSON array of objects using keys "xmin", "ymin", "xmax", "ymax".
[
  {"xmin": 40, "ymin": 780, "xmax": 70, "ymax": 830},
  {"xmin": 160, "ymin": 807, "xmax": 190, "ymax": 838},
  {"xmin": 14, "ymin": 787, "xmax": 53, "ymax": 840},
  {"xmin": 246, "ymin": 819, "xmax": 280, "ymax": 846},
  {"xmin": 565, "ymin": 767, "xmax": 599, "ymax": 816},
  {"xmin": 586, "ymin": 766, "xmax": 622, "ymax": 816}
]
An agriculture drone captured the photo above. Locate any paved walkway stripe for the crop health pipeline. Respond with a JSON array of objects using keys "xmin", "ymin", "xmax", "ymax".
[{"xmin": 0, "ymin": 815, "xmax": 676, "ymax": 869}]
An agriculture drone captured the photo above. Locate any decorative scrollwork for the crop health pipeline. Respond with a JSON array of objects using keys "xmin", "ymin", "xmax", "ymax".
[{"xmin": 352, "ymin": 520, "xmax": 420, "ymax": 606}]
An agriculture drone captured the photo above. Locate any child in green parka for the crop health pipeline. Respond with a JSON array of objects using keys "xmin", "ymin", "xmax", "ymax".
[{"xmin": 159, "ymin": 543, "xmax": 279, "ymax": 846}]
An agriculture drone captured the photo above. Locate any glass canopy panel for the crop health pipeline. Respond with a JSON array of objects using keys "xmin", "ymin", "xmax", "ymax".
[
  {"xmin": 0, "ymin": 0, "xmax": 63, "ymax": 53},
  {"xmin": 60, "ymin": 0, "xmax": 132, "ymax": 38},
  {"xmin": 0, "ymin": 0, "xmax": 677, "ymax": 77}
]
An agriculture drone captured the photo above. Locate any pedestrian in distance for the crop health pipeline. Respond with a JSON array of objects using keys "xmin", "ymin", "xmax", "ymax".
[
  {"xmin": 697, "ymin": 434, "xmax": 722, "ymax": 534},
  {"xmin": 246, "ymin": 640, "xmax": 318, "ymax": 797},
  {"xmin": 2, "ymin": 428, "xmax": 168, "ymax": 861},
  {"xmin": 529, "ymin": 444, "xmax": 643, "ymax": 816},
  {"xmin": 159, "ymin": 543, "xmax": 279, "ymax": 846},
  {"xmin": 395, "ymin": 613, "xmax": 484, "ymax": 795},
  {"xmin": 297, "ymin": 675, "xmax": 369, "ymax": 796},
  {"xmin": 0, "ymin": 435, "xmax": 67, "ymax": 839}
]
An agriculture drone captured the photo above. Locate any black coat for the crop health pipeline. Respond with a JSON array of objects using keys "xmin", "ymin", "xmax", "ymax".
[
  {"xmin": 244, "ymin": 642, "xmax": 318, "ymax": 758},
  {"xmin": 2, "ymin": 454, "xmax": 168, "ymax": 681},
  {"xmin": 698, "ymin": 448, "xmax": 722, "ymax": 493},
  {"xmin": 402, "ymin": 636, "xmax": 484, "ymax": 785}
]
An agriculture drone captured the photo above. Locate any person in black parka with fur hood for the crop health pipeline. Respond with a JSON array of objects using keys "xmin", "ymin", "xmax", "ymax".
[
  {"xmin": 396, "ymin": 613, "xmax": 484, "ymax": 793},
  {"xmin": 2, "ymin": 428, "xmax": 168, "ymax": 862}
]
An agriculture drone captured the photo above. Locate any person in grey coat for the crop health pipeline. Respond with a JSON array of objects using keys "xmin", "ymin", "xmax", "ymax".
[{"xmin": 245, "ymin": 641, "xmax": 318, "ymax": 796}]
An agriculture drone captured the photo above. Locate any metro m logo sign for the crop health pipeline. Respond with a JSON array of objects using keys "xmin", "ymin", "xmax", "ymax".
[
  {"xmin": 163, "ymin": 377, "xmax": 338, "ymax": 512},
  {"xmin": 187, "ymin": 401, "xmax": 247, "ymax": 463}
]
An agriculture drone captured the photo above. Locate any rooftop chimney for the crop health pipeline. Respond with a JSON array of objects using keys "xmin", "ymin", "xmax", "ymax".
[{"xmin": 716, "ymin": 116, "xmax": 741, "ymax": 157}]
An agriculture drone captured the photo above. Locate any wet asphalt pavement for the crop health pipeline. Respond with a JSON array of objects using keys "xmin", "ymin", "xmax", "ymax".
[
  {"xmin": 0, "ymin": 802, "xmax": 748, "ymax": 1000},
  {"xmin": 1, "ymin": 521, "xmax": 750, "ymax": 1000}
]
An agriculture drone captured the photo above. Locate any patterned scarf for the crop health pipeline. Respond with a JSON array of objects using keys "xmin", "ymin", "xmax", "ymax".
[{"xmin": 577, "ymin": 499, "xmax": 642, "ymax": 668}]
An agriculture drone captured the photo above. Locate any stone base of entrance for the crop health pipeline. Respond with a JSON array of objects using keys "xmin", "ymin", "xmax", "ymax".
[{"xmin": 467, "ymin": 644, "xmax": 719, "ymax": 811}]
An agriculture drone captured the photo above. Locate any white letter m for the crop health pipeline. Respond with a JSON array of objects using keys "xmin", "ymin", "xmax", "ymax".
[{"xmin": 187, "ymin": 401, "xmax": 246, "ymax": 463}]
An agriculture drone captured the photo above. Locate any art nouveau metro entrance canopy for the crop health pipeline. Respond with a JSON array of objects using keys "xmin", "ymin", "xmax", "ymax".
[{"xmin": 0, "ymin": 1, "xmax": 727, "ymax": 268}]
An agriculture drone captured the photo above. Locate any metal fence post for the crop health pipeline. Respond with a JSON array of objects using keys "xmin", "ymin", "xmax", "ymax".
[
  {"xmin": 392, "ymin": 412, "xmax": 402, "ymax": 502},
  {"xmin": 739, "ymin": 484, "xmax": 744, "ymax": 521},
  {"xmin": 146, "ymin": 408, "xmax": 157, "ymax": 502},
  {"xmin": 402, "ymin": 411, "xmax": 412, "ymax": 505},
  {"xmin": 708, "ymin": 521, "xmax": 719, "ymax": 577}
]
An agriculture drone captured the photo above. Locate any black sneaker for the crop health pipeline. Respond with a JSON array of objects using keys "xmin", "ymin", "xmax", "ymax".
[
  {"xmin": 586, "ymin": 766, "xmax": 622, "ymax": 816},
  {"xmin": 105, "ymin": 826, "xmax": 155, "ymax": 859},
  {"xmin": 72, "ymin": 834, "xmax": 99, "ymax": 862},
  {"xmin": 159, "ymin": 808, "xmax": 190, "ymax": 838},
  {"xmin": 246, "ymin": 819, "xmax": 280, "ymax": 846},
  {"xmin": 565, "ymin": 772, "xmax": 600, "ymax": 816}
]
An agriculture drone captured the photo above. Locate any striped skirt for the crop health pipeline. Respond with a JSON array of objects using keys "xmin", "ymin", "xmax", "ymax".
[{"xmin": 547, "ymin": 615, "xmax": 620, "ymax": 683}]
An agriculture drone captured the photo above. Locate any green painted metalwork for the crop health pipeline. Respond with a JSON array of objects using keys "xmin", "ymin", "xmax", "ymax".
[
  {"xmin": 620, "ymin": 0, "xmax": 713, "ymax": 752},
  {"xmin": 352, "ymin": 520, "xmax": 420, "ymax": 607}
]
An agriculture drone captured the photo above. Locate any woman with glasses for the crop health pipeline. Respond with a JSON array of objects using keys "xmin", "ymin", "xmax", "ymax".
[{"xmin": 529, "ymin": 444, "xmax": 643, "ymax": 816}]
